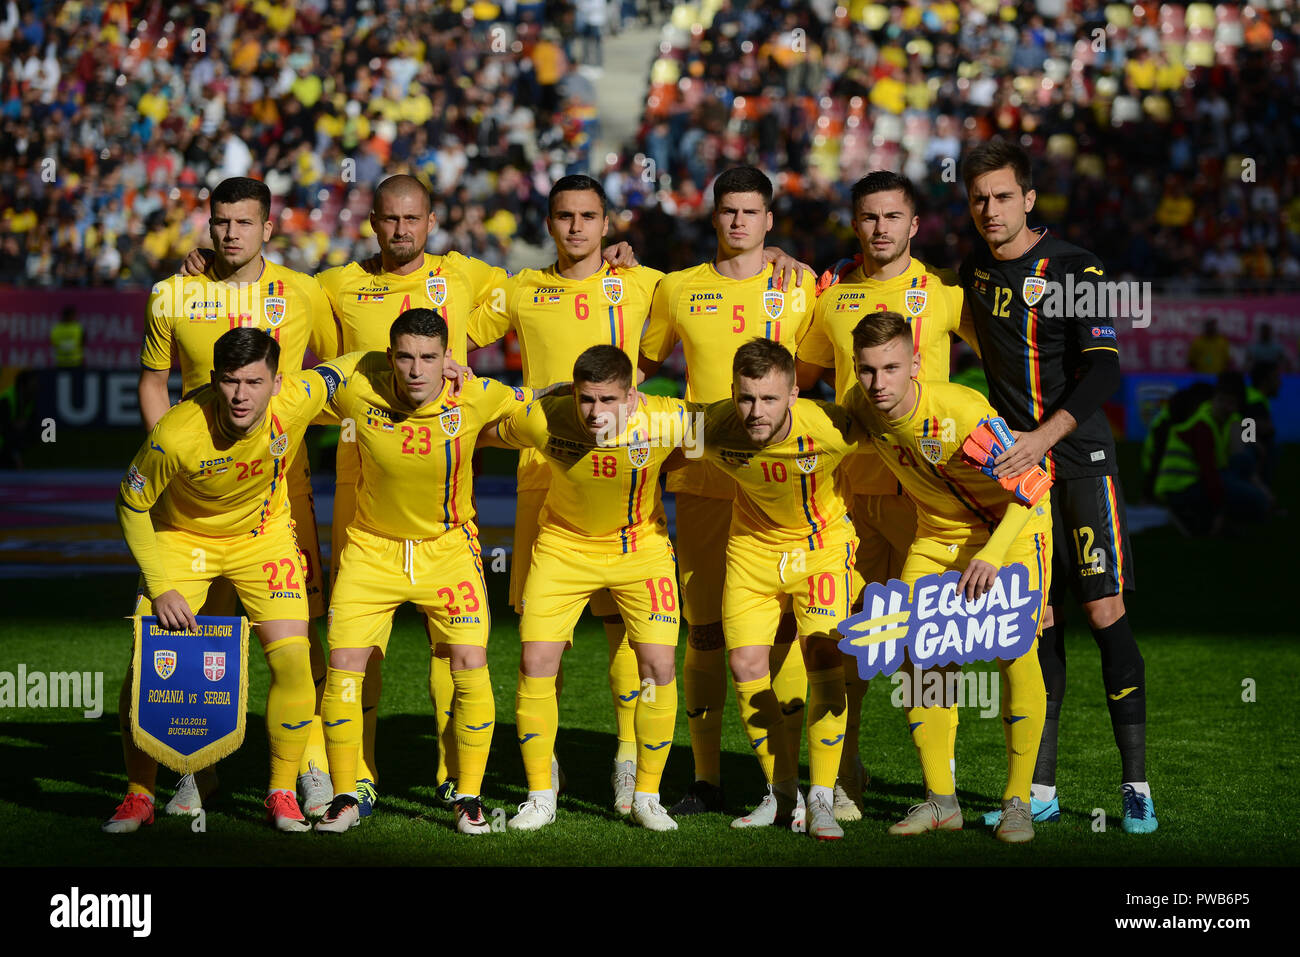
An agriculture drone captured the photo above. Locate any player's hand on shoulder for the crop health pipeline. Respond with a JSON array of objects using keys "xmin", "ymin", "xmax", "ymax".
[
  {"xmin": 153, "ymin": 590, "xmax": 198, "ymax": 633},
  {"xmin": 957, "ymin": 559, "xmax": 998, "ymax": 602},
  {"xmin": 181, "ymin": 247, "xmax": 214, "ymax": 277},
  {"xmin": 763, "ymin": 246, "xmax": 816, "ymax": 293},
  {"xmin": 604, "ymin": 242, "xmax": 639, "ymax": 268},
  {"xmin": 443, "ymin": 355, "xmax": 473, "ymax": 396}
]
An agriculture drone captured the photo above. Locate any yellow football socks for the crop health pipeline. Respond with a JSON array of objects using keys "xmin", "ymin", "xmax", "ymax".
[
  {"xmin": 806, "ymin": 667, "xmax": 848, "ymax": 790},
  {"xmin": 904, "ymin": 701, "xmax": 957, "ymax": 797},
  {"xmin": 321, "ymin": 666, "xmax": 365, "ymax": 795},
  {"xmin": 606, "ymin": 622, "xmax": 639, "ymax": 764},
  {"xmin": 263, "ymin": 636, "xmax": 316, "ymax": 792},
  {"xmin": 1001, "ymin": 639, "xmax": 1047, "ymax": 802},
  {"xmin": 516, "ymin": 671, "xmax": 558, "ymax": 793},
  {"xmin": 634, "ymin": 679, "xmax": 676, "ymax": 794},
  {"xmin": 452, "ymin": 665, "xmax": 495, "ymax": 797},
  {"xmin": 683, "ymin": 641, "xmax": 727, "ymax": 785},
  {"xmin": 734, "ymin": 675, "xmax": 794, "ymax": 785},
  {"xmin": 358, "ymin": 654, "xmax": 381, "ymax": 783}
]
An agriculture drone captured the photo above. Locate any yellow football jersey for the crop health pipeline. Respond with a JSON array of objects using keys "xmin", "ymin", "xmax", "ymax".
[
  {"xmin": 842, "ymin": 380, "xmax": 1039, "ymax": 541},
  {"xmin": 642, "ymin": 261, "xmax": 816, "ymax": 500},
  {"xmin": 495, "ymin": 392, "xmax": 687, "ymax": 554},
  {"xmin": 467, "ymin": 262, "xmax": 664, "ymax": 492},
  {"xmin": 698, "ymin": 397, "xmax": 861, "ymax": 550},
  {"xmin": 316, "ymin": 251, "xmax": 501, "ymax": 364},
  {"xmin": 142, "ymin": 260, "xmax": 336, "ymax": 394},
  {"xmin": 119, "ymin": 356, "xmax": 356, "ymax": 538},
  {"xmin": 316, "ymin": 251, "xmax": 505, "ymax": 485},
  {"xmin": 797, "ymin": 258, "xmax": 964, "ymax": 495},
  {"xmin": 329, "ymin": 352, "xmax": 529, "ymax": 541}
]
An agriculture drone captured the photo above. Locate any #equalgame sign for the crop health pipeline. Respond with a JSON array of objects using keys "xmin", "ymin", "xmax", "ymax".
[
  {"xmin": 836, "ymin": 565, "xmax": 1041, "ymax": 679},
  {"xmin": 130, "ymin": 615, "xmax": 249, "ymax": 773}
]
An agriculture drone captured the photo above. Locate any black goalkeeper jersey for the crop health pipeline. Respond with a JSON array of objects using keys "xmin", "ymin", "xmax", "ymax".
[{"xmin": 959, "ymin": 229, "xmax": 1120, "ymax": 480}]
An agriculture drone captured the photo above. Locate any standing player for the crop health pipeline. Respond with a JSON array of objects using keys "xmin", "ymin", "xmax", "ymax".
[
  {"xmin": 484, "ymin": 346, "xmax": 686, "ymax": 832},
  {"xmin": 105, "ymin": 329, "xmax": 353, "ymax": 833},
  {"xmin": 699, "ymin": 339, "xmax": 864, "ymax": 841},
  {"xmin": 795, "ymin": 171, "xmax": 973, "ymax": 820},
  {"xmin": 637, "ymin": 166, "xmax": 816, "ymax": 816},
  {"xmin": 959, "ymin": 139, "xmax": 1155, "ymax": 833},
  {"xmin": 313, "ymin": 310, "xmax": 534, "ymax": 835},
  {"xmin": 467, "ymin": 175, "xmax": 665, "ymax": 813},
  {"xmin": 843, "ymin": 311, "xmax": 1051, "ymax": 843},
  {"xmin": 139, "ymin": 177, "xmax": 339, "ymax": 819}
]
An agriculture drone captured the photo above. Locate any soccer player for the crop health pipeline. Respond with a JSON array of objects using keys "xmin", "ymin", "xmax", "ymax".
[
  {"xmin": 795, "ymin": 170, "xmax": 973, "ymax": 820},
  {"xmin": 637, "ymin": 166, "xmax": 817, "ymax": 816},
  {"xmin": 139, "ymin": 177, "xmax": 339, "ymax": 819},
  {"xmin": 313, "ymin": 309, "xmax": 535, "ymax": 835},
  {"xmin": 104, "ymin": 328, "xmax": 354, "ymax": 834},
  {"xmin": 698, "ymin": 339, "xmax": 864, "ymax": 841},
  {"xmin": 958, "ymin": 138, "xmax": 1155, "ymax": 833},
  {"xmin": 467, "ymin": 175, "xmax": 667, "ymax": 814},
  {"xmin": 484, "ymin": 345, "xmax": 685, "ymax": 832},
  {"xmin": 843, "ymin": 311, "xmax": 1051, "ymax": 842}
]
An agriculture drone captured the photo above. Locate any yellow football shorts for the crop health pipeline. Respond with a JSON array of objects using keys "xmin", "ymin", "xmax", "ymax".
[
  {"xmin": 512, "ymin": 488, "xmax": 617, "ymax": 617},
  {"xmin": 328, "ymin": 524, "xmax": 491, "ymax": 655},
  {"xmin": 901, "ymin": 507, "xmax": 1054, "ymax": 639},
  {"xmin": 519, "ymin": 533, "xmax": 680, "ymax": 646},
  {"xmin": 722, "ymin": 535, "xmax": 862, "ymax": 647},
  {"xmin": 851, "ymin": 492, "xmax": 917, "ymax": 590},
  {"xmin": 132, "ymin": 517, "xmax": 310, "ymax": 623},
  {"xmin": 674, "ymin": 491, "xmax": 731, "ymax": 626},
  {"xmin": 286, "ymin": 444, "xmax": 326, "ymax": 618}
]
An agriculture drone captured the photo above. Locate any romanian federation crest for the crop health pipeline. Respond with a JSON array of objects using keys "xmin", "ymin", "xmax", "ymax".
[
  {"xmin": 1021, "ymin": 276, "xmax": 1046, "ymax": 308},
  {"xmin": 763, "ymin": 289, "xmax": 784, "ymax": 319},
  {"xmin": 204, "ymin": 652, "xmax": 226, "ymax": 682},
  {"xmin": 603, "ymin": 276, "xmax": 623, "ymax": 304},
  {"xmin": 269, "ymin": 433, "xmax": 290, "ymax": 457},
  {"xmin": 440, "ymin": 408, "xmax": 462, "ymax": 437},
  {"xmin": 426, "ymin": 276, "xmax": 448, "ymax": 307},
  {"xmin": 796, "ymin": 453, "xmax": 818, "ymax": 473},
  {"xmin": 919, "ymin": 438, "xmax": 944, "ymax": 464},
  {"xmin": 154, "ymin": 649, "xmax": 177, "ymax": 680},
  {"xmin": 905, "ymin": 289, "xmax": 927, "ymax": 316},
  {"xmin": 263, "ymin": 297, "xmax": 287, "ymax": 326},
  {"xmin": 627, "ymin": 441, "xmax": 650, "ymax": 469}
]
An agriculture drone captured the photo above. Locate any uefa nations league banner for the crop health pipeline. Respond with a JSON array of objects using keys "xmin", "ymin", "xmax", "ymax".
[
  {"xmin": 130, "ymin": 615, "xmax": 249, "ymax": 773},
  {"xmin": 836, "ymin": 565, "xmax": 1041, "ymax": 680}
]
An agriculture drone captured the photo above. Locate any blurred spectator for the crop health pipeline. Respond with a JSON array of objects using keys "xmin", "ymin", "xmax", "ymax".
[
  {"xmin": 1188, "ymin": 318, "xmax": 1232, "ymax": 374},
  {"xmin": 49, "ymin": 305, "xmax": 84, "ymax": 367},
  {"xmin": 1246, "ymin": 321, "xmax": 1288, "ymax": 370}
]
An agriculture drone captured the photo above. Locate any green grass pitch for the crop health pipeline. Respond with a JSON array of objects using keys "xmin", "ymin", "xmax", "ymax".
[{"xmin": 1, "ymin": 452, "xmax": 1297, "ymax": 867}]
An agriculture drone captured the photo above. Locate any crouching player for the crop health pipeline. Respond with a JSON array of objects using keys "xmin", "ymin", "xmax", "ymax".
[
  {"xmin": 482, "ymin": 345, "xmax": 685, "ymax": 832},
  {"xmin": 843, "ymin": 312, "xmax": 1051, "ymax": 843},
  {"xmin": 314, "ymin": 309, "xmax": 532, "ymax": 835},
  {"xmin": 698, "ymin": 339, "xmax": 865, "ymax": 840},
  {"xmin": 105, "ymin": 328, "xmax": 355, "ymax": 833}
]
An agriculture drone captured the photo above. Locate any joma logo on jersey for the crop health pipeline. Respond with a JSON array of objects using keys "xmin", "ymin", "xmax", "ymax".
[
  {"xmin": 719, "ymin": 449, "xmax": 753, "ymax": 467},
  {"xmin": 905, "ymin": 289, "xmax": 927, "ymax": 316},
  {"xmin": 153, "ymin": 650, "xmax": 176, "ymax": 680},
  {"xmin": 536, "ymin": 286, "xmax": 564, "ymax": 294},
  {"xmin": 199, "ymin": 456, "xmax": 234, "ymax": 469},
  {"xmin": 1022, "ymin": 276, "xmax": 1047, "ymax": 307},
  {"xmin": 439, "ymin": 408, "xmax": 462, "ymax": 436},
  {"xmin": 763, "ymin": 290, "xmax": 784, "ymax": 319},
  {"xmin": 603, "ymin": 276, "xmax": 623, "ymax": 304},
  {"xmin": 426, "ymin": 276, "xmax": 447, "ymax": 306},
  {"xmin": 263, "ymin": 297, "xmax": 287, "ymax": 326},
  {"xmin": 689, "ymin": 292, "xmax": 723, "ymax": 302},
  {"xmin": 627, "ymin": 442, "xmax": 650, "ymax": 468}
]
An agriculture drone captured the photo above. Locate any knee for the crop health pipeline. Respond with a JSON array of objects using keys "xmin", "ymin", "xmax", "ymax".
[
  {"xmin": 329, "ymin": 646, "xmax": 372, "ymax": 672},
  {"xmin": 1084, "ymin": 595, "xmax": 1125, "ymax": 630},
  {"xmin": 728, "ymin": 646, "xmax": 767, "ymax": 683},
  {"xmin": 521, "ymin": 642, "xmax": 562, "ymax": 677},
  {"xmin": 449, "ymin": 645, "xmax": 487, "ymax": 671}
]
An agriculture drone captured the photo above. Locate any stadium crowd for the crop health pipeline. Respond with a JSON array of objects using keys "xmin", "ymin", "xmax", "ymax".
[{"xmin": 1, "ymin": 0, "xmax": 1298, "ymax": 291}]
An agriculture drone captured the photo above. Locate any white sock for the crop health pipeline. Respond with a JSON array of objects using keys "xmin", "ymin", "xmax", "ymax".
[
  {"xmin": 1123, "ymin": 780, "xmax": 1151, "ymax": 799},
  {"xmin": 632, "ymin": 790, "xmax": 658, "ymax": 804},
  {"xmin": 527, "ymin": 788, "xmax": 556, "ymax": 804},
  {"xmin": 808, "ymin": 784, "xmax": 833, "ymax": 806},
  {"xmin": 950, "ymin": 758, "xmax": 957, "ymax": 788},
  {"xmin": 1031, "ymin": 783, "xmax": 1058, "ymax": 802}
]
